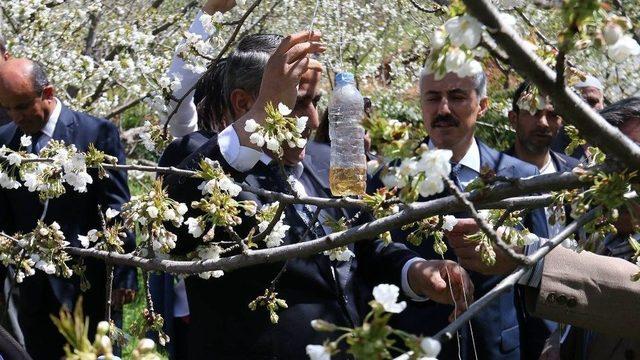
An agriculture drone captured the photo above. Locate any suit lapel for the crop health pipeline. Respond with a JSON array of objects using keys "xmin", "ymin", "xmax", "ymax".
[
  {"xmin": 1, "ymin": 124, "xmax": 22, "ymax": 150},
  {"xmin": 477, "ymin": 138, "xmax": 516, "ymax": 177},
  {"xmin": 51, "ymin": 106, "xmax": 76, "ymax": 143}
]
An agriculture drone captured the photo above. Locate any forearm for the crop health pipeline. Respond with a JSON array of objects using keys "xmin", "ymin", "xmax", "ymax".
[{"xmin": 525, "ymin": 246, "xmax": 640, "ymax": 340}]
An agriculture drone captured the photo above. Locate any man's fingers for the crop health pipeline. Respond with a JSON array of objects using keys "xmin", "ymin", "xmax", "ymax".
[
  {"xmin": 307, "ymin": 58, "xmax": 324, "ymax": 72},
  {"xmin": 448, "ymin": 218, "xmax": 479, "ymax": 235},
  {"xmin": 430, "ymin": 271, "xmax": 447, "ymax": 292},
  {"xmin": 447, "ymin": 233, "xmax": 475, "ymax": 249},
  {"xmin": 285, "ymin": 41, "xmax": 326, "ymax": 64},
  {"xmin": 275, "ymin": 30, "xmax": 323, "ymax": 55}
]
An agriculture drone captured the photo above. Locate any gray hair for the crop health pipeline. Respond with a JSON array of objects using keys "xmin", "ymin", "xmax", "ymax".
[
  {"xmin": 30, "ymin": 60, "xmax": 50, "ymax": 95},
  {"xmin": 222, "ymin": 34, "xmax": 283, "ymax": 119},
  {"xmin": 599, "ymin": 97, "xmax": 640, "ymax": 127},
  {"xmin": 420, "ymin": 69, "xmax": 487, "ymax": 99}
]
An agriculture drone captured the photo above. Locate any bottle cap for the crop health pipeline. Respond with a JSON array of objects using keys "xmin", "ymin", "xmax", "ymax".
[{"xmin": 335, "ymin": 72, "xmax": 355, "ymax": 87}]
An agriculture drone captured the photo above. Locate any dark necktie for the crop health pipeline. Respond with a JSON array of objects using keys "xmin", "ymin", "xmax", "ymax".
[
  {"xmin": 450, "ymin": 161, "xmax": 463, "ymax": 190},
  {"xmin": 30, "ymin": 131, "xmax": 45, "ymax": 154},
  {"xmin": 266, "ymin": 161, "xmax": 326, "ymax": 240}
]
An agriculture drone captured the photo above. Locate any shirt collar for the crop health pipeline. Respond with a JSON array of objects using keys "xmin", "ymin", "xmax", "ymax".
[
  {"xmin": 428, "ymin": 137, "xmax": 481, "ymax": 173},
  {"xmin": 259, "ymin": 153, "xmax": 305, "ymax": 179},
  {"xmin": 41, "ymin": 98, "xmax": 61, "ymax": 138},
  {"xmin": 539, "ymin": 155, "xmax": 557, "ymax": 175}
]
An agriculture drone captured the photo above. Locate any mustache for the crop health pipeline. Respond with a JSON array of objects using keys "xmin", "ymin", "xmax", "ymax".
[{"xmin": 431, "ymin": 114, "xmax": 460, "ymax": 127}]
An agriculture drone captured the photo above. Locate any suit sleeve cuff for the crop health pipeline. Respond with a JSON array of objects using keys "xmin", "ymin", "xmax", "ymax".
[
  {"xmin": 218, "ymin": 125, "xmax": 262, "ymax": 172},
  {"xmin": 401, "ymin": 257, "xmax": 429, "ymax": 302},
  {"xmin": 518, "ymin": 240, "xmax": 544, "ymax": 288}
]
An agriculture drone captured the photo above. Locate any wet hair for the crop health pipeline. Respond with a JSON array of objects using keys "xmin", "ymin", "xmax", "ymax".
[
  {"xmin": 512, "ymin": 81, "xmax": 531, "ymax": 112},
  {"xmin": 599, "ymin": 97, "xmax": 640, "ymax": 127},
  {"xmin": 195, "ymin": 34, "xmax": 283, "ymax": 132}
]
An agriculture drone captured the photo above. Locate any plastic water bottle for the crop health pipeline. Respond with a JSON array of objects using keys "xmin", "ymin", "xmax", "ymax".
[{"xmin": 329, "ymin": 72, "xmax": 366, "ymax": 196}]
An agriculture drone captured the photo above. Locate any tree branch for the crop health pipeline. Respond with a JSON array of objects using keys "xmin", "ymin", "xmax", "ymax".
[
  {"xmin": 63, "ymin": 170, "xmax": 589, "ymax": 274},
  {"xmin": 163, "ymin": 0, "xmax": 264, "ymax": 135},
  {"xmin": 444, "ymin": 178, "xmax": 530, "ymax": 265},
  {"xmin": 464, "ymin": 0, "xmax": 640, "ymax": 170},
  {"xmin": 434, "ymin": 205, "xmax": 601, "ymax": 343}
]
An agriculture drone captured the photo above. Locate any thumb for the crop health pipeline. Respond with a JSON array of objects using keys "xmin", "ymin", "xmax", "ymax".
[{"xmin": 431, "ymin": 270, "xmax": 447, "ymax": 292}]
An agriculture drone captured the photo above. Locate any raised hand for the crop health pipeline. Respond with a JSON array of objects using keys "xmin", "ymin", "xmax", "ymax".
[
  {"xmin": 255, "ymin": 30, "xmax": 325, "ymax": 110},
  {"xmin": 203, "ymin": 0, "xmax": 237, "ymax": 14}
]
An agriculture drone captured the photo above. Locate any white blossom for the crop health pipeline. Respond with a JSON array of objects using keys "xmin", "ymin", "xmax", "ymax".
[
  {"xmin": 306, "ymin": 345, "xmax": 331, "ymax": 360},
  {"xmin": 442, "ymin": 215, "xmax": 458, "ymax": 232},
  {"xmin": 250, "ymin": 132, "xmax": 265, "ymax": 147},
  {"xmin": 278, "ymin": 103, "xmax": 292, "ymax": 116},
  {"xmin": 444, "ymin": 15, "xmax": 483, "ymax": 49},
  {"xmin": 7, "ymin": 153, "xmax": 22, "ymax": 166},
  {"xmin": 296, "ymin": 117, "xmax": 308, "ymax": 133},
  {"xmin": 372, "ymin": 283, "xmax": 406, "ymax": 313},
  {"xmin": 185, "ymin": 218, "xmax": 204, "ymax": 238},
  {"xmin": 607, "ymin": 36, "xmax": 640, "ymax": 62},
  {"xmin": 147, "ymin": 206, "xmax": 159, "ymax": 219},
  {"xmin": 105, "ymin": 208, "xmax": 120, "ymax": 219},
  {"xmin": 20, "ymin": 135, "xmax": 32, "ymax": 148},
  {"xmin": 244, "ymin": 119, "xmax": 259, "ymax": 133},
  {"xmin": 266, "ymin": 136, "xmax": 280, "ymax": 152},
  {"xmin": 0, "ymin": 172, "xmax": 20, "ymax": 189},
  {"xmin": 324, "ymin": 246, "xmax": 355, "ymax": 262},
  {"xmin": 420, "ymin": 337, "xmax": 442, "ymax": 358}
]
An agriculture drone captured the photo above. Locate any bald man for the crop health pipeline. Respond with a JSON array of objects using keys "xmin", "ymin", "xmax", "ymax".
[{"xmin": 0, "ymin": 59, "xmax": 136, "ymax": 359}]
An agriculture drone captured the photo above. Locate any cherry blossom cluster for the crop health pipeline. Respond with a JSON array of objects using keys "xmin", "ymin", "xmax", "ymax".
[
  {"xmin": 121, "ymin": 180, "xmax": 189, "ymax": 254},
  {"xmin": 0, "ymin": 221, "xmax": 73, "ymax": 283},
  {"xmin": 255, "ymin": 202, "xmax": 290, "ymax": 248},
  {"xmin": 139, "ymin": 120, "xmax": 174, "ymax": 154},
  {"xmin": 0, "ymin": 137, "xmax": 99, "ymax": 201},
  {"xmin": 244, "ymin": 103, "xmax": 308, "ymax": 157},
  {"xmin": 184, "ymin": 158, "xmax": 256, "ymax": 241},
  {"xmin": 381, "ymin": 145, "xmax": 453, "ymax": 202},
  {"xmin": 306, "ymin": 283, "xmax": 441, "ymax": 360}
]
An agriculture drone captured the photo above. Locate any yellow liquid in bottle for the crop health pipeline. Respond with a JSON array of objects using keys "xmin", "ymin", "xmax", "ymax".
[{"xmin": 329, "ymin": 167, "xmax": 366, "ymax": 196}]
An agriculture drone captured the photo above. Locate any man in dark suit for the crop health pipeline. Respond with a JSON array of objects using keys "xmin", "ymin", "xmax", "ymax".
[
  {"xmin": 0, "ymin": 35, "xmax": 11, "ymax": 126},
  {"xmin": 164, "ymin": 31, "xmax": 475, "ymax": 359},
  {"xmin": 370, "ymin": 70, "xmax": 550, "ymax": 359},
  {"xmin": 0, "ymin": 58, "xmax": 136, "ymax": 359}
]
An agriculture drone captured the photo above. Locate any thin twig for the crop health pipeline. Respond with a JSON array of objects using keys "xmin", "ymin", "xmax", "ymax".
[
  {"xmin": 434, "ymin": 206, "xmax": 600, "ymax": 343},
  {"xmin": 163, "ymin": 0, "xmax": 264, "ymax": 135},
  {"xmin": 444, "ymin": 178, "xmax": 531, "ymax": 265}
]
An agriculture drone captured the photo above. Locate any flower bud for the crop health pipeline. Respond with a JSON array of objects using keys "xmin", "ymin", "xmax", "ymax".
[
  {"xmin": 310, "ymin": 319, "xmax": 337, "ymax": 332},
  {"xmin": 603, "ymin": 22, "xmax": 624, "ymax": 46},
  {"xmin": 97, "ymin": 321, "xmax": 110, "ymax": 336},
  {"xmin": 137, "ymin": 338, "xmax": 156, "ymax": 354},
  {"xmin": 420, "ymin": 337, "xmax": 442, "ymax": 357}
]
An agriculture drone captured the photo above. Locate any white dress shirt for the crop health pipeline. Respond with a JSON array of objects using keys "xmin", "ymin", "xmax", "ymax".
[
  {"xmin": 33, "ymin": 98, "xmax": 62, "ymax": 152},
  {"xmin": 429, "ymin": 137, "xmax": 481, "ymax": 190},
  {"xmin": 217, "ymin": 125, "xmax": 427, "ymax": 300},
  {"xmin": 164, "ymin": 11, "xmax": 212, "ymax": 138}
]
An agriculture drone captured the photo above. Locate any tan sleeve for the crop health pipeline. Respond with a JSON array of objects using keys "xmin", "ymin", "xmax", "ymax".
[{"xmin": 525, "ymin": 245, "xmax": 640, "ymax": 340}]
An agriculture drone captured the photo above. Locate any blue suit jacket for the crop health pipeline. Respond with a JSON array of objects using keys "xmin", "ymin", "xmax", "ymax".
[
  {"xmin": 0, "ymin": 106, "xmax": 136, "ymax": 350},
  {"xmin": 370, "ymin": 138, "xmax": 549, "ymax": 360}
]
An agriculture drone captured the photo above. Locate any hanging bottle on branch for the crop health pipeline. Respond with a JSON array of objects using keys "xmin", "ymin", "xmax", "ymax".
[{"xmin": 329, "ymin": 72, "xmax": 366, "ymax": 196}]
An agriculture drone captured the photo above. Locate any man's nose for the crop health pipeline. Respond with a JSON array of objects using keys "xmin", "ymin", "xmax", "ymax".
[
  {"xmin": 536, "ymin": 113, "xmax": 550, "ymax": 127},
  {"xmin": 437, "ymin": 98, "xmax": 451, "ymax": 115}
]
